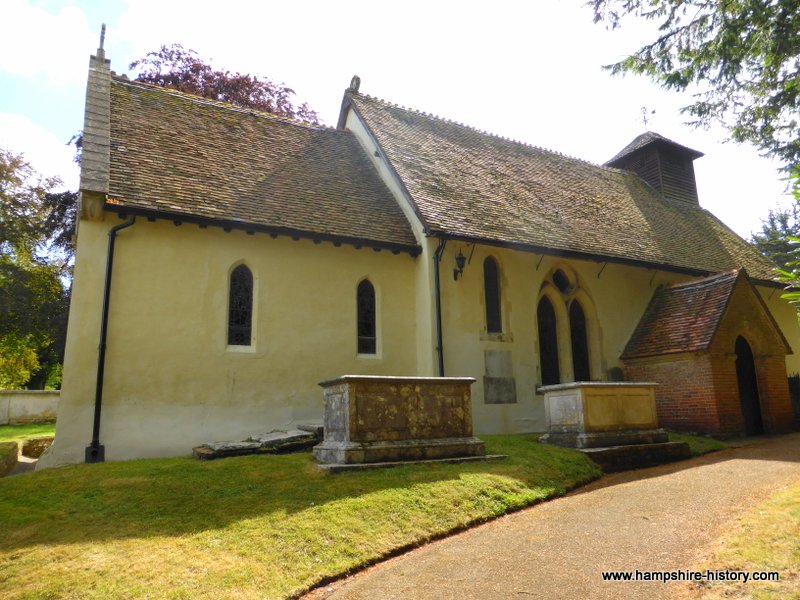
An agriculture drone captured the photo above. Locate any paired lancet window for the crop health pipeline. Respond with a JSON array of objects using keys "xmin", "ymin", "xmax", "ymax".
[
  {"xmin": 537, "ymin": 269, "xmax": 593, "ymax": 385},
  {"xmin": 537, "ymin": 296, "xmax": 560, "ymax": 385},
  {"xmin": 228, "ymin": 265, "xmax": 253, "ymax": 346},
  {"xmin": 484, "ymin": 257, "xmax": 502, "ymax": 333},
  {"xmin": 357, "ymin": 279, "xmax": 376, "ymax": 354},
  {"xmin": 569, "ymin": 301, "xmax": 590, "ymax": 382}
]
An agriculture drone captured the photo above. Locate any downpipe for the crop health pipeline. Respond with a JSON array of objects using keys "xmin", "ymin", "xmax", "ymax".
[
  {"xmin": 433, "ymin": 237, "xmax": 447, "ymax": 377},
  {"xmin": 86, "ymin": 215, "xmax": 136, "ymax": 463}
]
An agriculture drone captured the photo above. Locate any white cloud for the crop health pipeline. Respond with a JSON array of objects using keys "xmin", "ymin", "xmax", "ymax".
[
  {"xmin": 0, "ymin": 112, "xmax": 79, "ymax": 190},
  {"xmin": 0, "ymin": 0, "xmax": 95, "ymax": 87}
]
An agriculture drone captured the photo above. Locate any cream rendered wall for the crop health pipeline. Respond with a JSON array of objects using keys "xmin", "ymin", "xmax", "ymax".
[
  {"xmin": 343, "ymin": 109, "xmax": 438, "ymax": 376},
  {"xmin": 758, "ymin": 285, "xmax": 800, "ymax": 375},
  {"xmin": 40, "ymin": 217, "xmax": 419, "ymax": 467},
  {"xmin": 437, "ymin": 246, "xmax": 694, "ymax": 434}
]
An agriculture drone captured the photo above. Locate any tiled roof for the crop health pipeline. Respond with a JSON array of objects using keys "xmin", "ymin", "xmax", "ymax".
[
  {"xmin": 621, "ymin": 270, "xmax": 741, "ymax": 359},
  {"xmin": 605, "ymin": 131, "xmax": 704, "ymax": 166},
  {"xmin": 107, "ymin": 78, "xmax": 418, "ymax": 252},
  {"xmin": 347, "ymin": 93, "xmax": 777, "ymax": 282}
]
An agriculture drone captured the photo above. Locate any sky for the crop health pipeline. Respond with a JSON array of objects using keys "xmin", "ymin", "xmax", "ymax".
[{"xmin": 0, "ymin": 0, "xmax": 794, "ymax": 239}]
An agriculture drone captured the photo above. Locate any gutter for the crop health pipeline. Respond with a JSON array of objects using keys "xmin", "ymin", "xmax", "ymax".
[
  {"xmin": 86, "ymin": 215, "xmax": 136, "ymax": 463},
  {"xmin": 433, "ymin": 238, "xmax": 447, "ymax": 376}
]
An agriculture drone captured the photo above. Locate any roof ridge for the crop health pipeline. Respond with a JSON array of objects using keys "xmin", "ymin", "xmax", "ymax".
[
  {"xmin": 111, "ymin": 74, "xmax": 336, "ymax": 131},
  {"xmin": 664, "ymin": 269, "xmax": 741, "ymax": 291},
  {"xmin": 351, "ymin": 92, "xmax": 616, "ymax": 172}
]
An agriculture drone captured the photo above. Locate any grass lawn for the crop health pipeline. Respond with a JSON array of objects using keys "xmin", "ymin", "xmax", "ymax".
[
  {"xmin": 0, "ymin": 434, "xmax": 600, "ymax": 599},
  {"xmin": 691, "ymin": 481, "xmax": 800, "ymax": 599},
  {"xmin": 0, "ymin": 422, "xmax": 56, "ymax": 445},
  {"xmin": 668, "ymin": 432, "xmax": 728, "ymax": 456}
]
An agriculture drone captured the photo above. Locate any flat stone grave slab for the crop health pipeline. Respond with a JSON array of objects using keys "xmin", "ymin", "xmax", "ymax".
[
  {"xmin": 581, "ymin": 442, "xmax": 691, "ymax": 472},
  {"xmin": 193, "ymin": 428, "xmax": 321, "ymax": 460}
]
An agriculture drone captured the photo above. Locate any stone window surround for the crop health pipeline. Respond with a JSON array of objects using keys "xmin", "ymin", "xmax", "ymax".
[
  {"xmin": 226, "ymin": 261, "xmax": 256, "ymax": 351},
  {"xmin": 536, "ymin": 266, "xmax": 602, "ymax": 388}
]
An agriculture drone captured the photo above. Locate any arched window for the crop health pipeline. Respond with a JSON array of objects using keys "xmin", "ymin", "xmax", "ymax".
[
  {"xmin": 570, "ymin": 300, "xmax": 591, "ymax": 381},
  {"xmin": 537, "ymin": 296, "xmax": 560, "ymax": 385},
  {"xmin": 484, "ymin": 257, "xmax": 502, "ymax": 333},
  {"xmin": 552, "ymin": 269, "xmax": 571, "ymax": 294},
  {"xmin": 357, "ymin": 279, "xmax": 376, "ymax": 354},
  {"xmin": 228, "ymin": 265, "xmax": 253, "ymax": 346}
]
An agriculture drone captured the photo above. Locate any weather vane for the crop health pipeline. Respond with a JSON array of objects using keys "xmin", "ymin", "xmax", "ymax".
[{"xmin": 641, "ymin": 106, "xmax": 655, "ymax": 129}]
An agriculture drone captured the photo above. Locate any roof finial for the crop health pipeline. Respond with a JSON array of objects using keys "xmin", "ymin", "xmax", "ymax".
[
  {"xmin": 349, "ymin": 75, "xmax": 361, "ymax": 93},
  {"xmin": 95, "ymin": 23, "xmax": 107, "ymax": 60}
]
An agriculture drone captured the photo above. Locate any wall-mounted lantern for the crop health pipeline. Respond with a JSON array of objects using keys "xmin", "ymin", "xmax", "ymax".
[{"xmin": 453, "ymin": 250, "xmax": 467, "ymax": 280}]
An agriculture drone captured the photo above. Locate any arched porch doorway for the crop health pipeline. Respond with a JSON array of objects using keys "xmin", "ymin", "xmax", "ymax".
[{"xmin": 735, "ymin": 336, "xmax": 764, "ymax": 436}]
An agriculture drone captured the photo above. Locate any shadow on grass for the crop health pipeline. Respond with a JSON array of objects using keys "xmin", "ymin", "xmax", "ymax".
[{"xmin": 0, "ymin": 434, "xmax": 601, "ymax": 552}]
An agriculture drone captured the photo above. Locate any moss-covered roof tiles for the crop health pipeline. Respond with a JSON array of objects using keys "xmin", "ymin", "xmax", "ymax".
[
  {"xmin": 348, "ymin": 93, "xmax": 778, "ymax": 283},
  {"xmin": 621, "ymin": 270, "xmax": 740, "ymax": 359},
  {"xmin": 108, "ymin": 78, "xmax": 418, "ymax": 252}
]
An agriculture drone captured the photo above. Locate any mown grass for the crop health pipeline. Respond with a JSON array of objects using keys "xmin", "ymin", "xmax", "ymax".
[
  {"xmin": 0, "ymin": 434, "xmax": 600, "ymax": 599},
  {"xmin": 691, "ymin": 481, "xmax": 800, "ymax": 599},
  {"xmin": 0, "ymin": 422, "xmax": 56, "ymax": 444},
  {"xmin": 668, "ymin": 432, "xmax": 728, "ymax": 456}
]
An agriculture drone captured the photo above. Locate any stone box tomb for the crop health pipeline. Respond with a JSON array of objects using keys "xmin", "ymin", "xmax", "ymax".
[{"xmin": 313, "ymin": 375, "xmax": 486, "ymax": 465}]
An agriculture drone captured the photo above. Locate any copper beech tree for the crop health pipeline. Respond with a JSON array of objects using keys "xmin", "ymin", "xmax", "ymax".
[{"xmin": 130, "ymin": 44, "xmax": 320, "ymax": 124}]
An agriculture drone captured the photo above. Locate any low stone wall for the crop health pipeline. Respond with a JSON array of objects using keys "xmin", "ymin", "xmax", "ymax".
[
  {"xmin": 313, "ymin": 375, "xmax": 485, "ymax": 464},
  {"xmin": 0, "ymin": 390, "xmax": 59, "ymax": 425}
]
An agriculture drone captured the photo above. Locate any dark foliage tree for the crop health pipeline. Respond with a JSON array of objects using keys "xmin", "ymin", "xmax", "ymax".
[
  {"xmin": 41, "ymin": 190, "xmax": 78, "ymax": 265},
  {"xmin": 0, "ymin": 149, "xmax": 70, "ymax": 388},
  {"xmin": 590, "ymin": 0, "xmax": 800, "ymax": 169},
  {"xmin": 751, "ymin": 201, "xmax": 800, "ymax": 270},
  {"xmin": 130, "ymin": 44, "xmax": 321, "ymax": 124}
]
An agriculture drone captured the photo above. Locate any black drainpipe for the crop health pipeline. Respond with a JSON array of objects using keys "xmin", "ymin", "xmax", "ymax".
[
  {"xmin": 433, "ymin": 237, "xmax": 447, "ymax": 377},
  {"xmin": 86, "ymin": 215, "xmax": 136, "ymax": 463}
]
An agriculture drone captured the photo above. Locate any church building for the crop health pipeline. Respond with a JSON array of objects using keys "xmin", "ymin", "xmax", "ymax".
[{"xmin": 39, "ymin": 42, "xmax": 799, "ymax": 467}]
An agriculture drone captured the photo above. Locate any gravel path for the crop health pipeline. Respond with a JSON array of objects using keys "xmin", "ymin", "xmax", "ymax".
[{"xmin": 307, "ymin": 433, "xmax": 800, "ymax": 600}]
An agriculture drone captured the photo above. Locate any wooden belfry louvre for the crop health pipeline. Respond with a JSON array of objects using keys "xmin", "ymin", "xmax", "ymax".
[{"xmin": 622, "ymin": 270, "xmax": 795, "ymax": 437}]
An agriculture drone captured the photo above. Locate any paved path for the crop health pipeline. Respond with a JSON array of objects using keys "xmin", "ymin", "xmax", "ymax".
[{"xmin": 307, "ymin": 434, "xmax": 800, "ymax": 600}]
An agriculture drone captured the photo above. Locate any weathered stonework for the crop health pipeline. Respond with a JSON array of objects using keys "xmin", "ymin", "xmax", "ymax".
[
  {"xmin": 313, "ymin": 375, "xmax": 485, "ymax": 464},
  {"xmin": 538, "ymin": 382, "xmax": 690, "ymax": 470},
  {"xmin": 0, "ymin": 442, "xmax": 18, "ymax": 477},
  {"xmin": 539, "ymin": 382, "xmax": 665, "ymax": 448},
  {"xmin": 21, "ymin": 437, "xmax": 54, "ymax": 459},
  {"xmin": 193, "ymin": 429, "xmax": 320, "ymax": 459},
  {"xmin": 0, "ymin": 390, "xmax": 59, "ymax": 425}
]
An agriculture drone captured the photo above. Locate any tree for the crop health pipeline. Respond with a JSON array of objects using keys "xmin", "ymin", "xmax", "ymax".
[
  {"xmin": 751, "ymin": 202, "xmax": 800, "ymax": 270},
  {"xmin": 0, "ymin": 149, "xmax": 70, "ymax": 389},
  {"xmin": 590, "ymin": 0, "xmax": 800, "ymax": 169},
  {"xmin": 129, "ymin": 44, "xmax": 321, "ymax": 124},
  {"xmin": 775, "ymin": 169, "xmax": 800, "ymax": 298}
]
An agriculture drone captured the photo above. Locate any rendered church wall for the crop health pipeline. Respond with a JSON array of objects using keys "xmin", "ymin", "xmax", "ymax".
[
  {"xmin": 436, "ymin": 245, "xmax": 692, "ymax": 435},
  {"xmin": 40, "ymin": 216, "xmax": 420, "ymax": 466},
  {"xmin": 344, "ymin": 109, "xmax": 439, "ymax": 377},
  {"xmin": 758, "ymin": 285, "xmax": 800, "ymax": 376}
]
